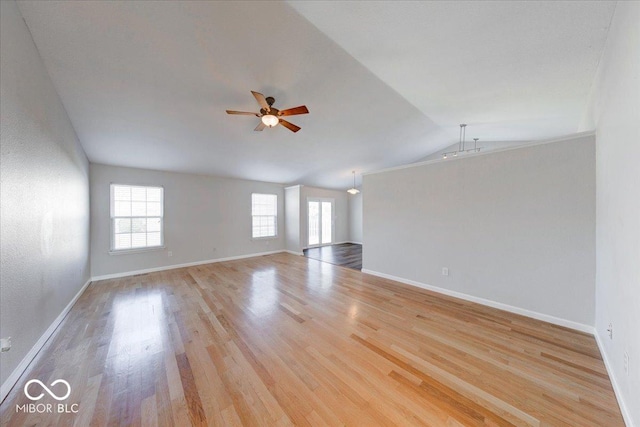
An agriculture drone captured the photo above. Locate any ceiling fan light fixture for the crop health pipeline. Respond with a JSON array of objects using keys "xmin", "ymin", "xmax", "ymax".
[
  {"xmin": 228, "ymin": 91, "xmax": 307, "ymax": 133},
  {"xmin": 261, "ymin": 114, "xmax": 279, "ymax": 127}
]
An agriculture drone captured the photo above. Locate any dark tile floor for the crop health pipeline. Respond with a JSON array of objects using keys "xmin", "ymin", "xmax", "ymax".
[{"xmin": 303, "ymin": 243, "xmax": 362, "ymax": 270}]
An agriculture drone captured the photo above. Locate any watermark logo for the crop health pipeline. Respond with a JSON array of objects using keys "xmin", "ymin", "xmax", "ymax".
[
  {"xmin": 16, "ymin": 379, "xmax": 79, "ymax": 414},
  {"xmin": 24, "ymin": 379, "xmax": 71, "ymax": 401}
]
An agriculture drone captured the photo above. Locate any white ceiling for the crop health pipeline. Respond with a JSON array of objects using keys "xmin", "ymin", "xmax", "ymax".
[{"xmin": 17, "ymin": 1, "xmax": 615, "ymax": 189}]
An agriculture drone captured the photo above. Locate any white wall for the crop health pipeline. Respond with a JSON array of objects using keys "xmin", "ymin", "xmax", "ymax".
[
  {"xmin": 284, "ymin": 185, "xmax": 302, "ymax": 254},
  {"xmin": 582, "ymin": 2, "xmax": 640, "ymax": 425},
  {"xmin": 90, "ymin": 164, "xmax": 285, "ymax": 277},
  {"xmin": 0, "ymin": 0, "xmax": 90, "ymax": 398},
  {"xmin": 349, "ymin": 192, "xmax": 363, "ymax": 243},
  {"xmin": 300, "ymin": 186, "xmax": 350, "ymax": 248},
  {"xmin": 363, "ymin": 134, "xmax": 596, "ymax": 328}
]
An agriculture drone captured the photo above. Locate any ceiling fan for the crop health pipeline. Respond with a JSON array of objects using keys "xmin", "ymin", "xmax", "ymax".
[{"xmin": 226, "ymin": 91, "xmax": 309, "ymax": 133}]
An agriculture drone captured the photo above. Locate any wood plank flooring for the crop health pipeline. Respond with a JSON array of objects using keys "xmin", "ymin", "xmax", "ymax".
[
  {"xmin": 0, "ymin": 253, "xmax": 624, "ymax": 426},
  {"xmin": 304, "ymin": 243, "xmax": 362, "ymax": 270}
]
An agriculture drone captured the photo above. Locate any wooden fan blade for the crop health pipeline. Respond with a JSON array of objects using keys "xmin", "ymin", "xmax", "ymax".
[
  {"xmin": 226, "ymin": 110, "xmax": 258, "ymax": 116},
  {"xmin": 278, "ymin": 105, "xmax": 309, "ymax": 116},
  {"xmin": 254, "ymin": 121, "xmax": 267, "ymax": 132},
  {"xmin": 251, "ymin": 91, "xmax": 270, "ymax": 111},
  {"xmin": 279, "ymin": 119, "xmax": 301, "ymax": 133}
]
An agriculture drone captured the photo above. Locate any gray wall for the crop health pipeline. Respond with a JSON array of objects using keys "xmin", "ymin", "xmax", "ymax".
[
  {"xmin": 582, "ymin": 2, "xmax": 639, "ymax": 424},
  {"xmin": 284, "ymin": 186, "xmax": 302, "ymax": 254},
  {"xmin": 90, "ymin": 164, "xmax": 285, "ymax": 277},
  {"xmin": 363, "ymin": 134, "xmax": 595, "ymax": 326},
  {"xmin": 349, "ymin": 192, "xmax": 363, "ymax": 243},
  {"xmin": 300, "ymin": 186, "xmax": 349, "ymax": 247},
  {"xmin": 0, "ymin": 0, "xmax": 90, "ymax": 393}
]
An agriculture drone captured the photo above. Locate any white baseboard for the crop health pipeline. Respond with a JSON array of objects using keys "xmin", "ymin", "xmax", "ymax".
[
  {"xmin": 283, "ymin": 250, "xmax": 303, "ymax": 256},
  {"xmin": 361, "ymin": 269, "xmax": 593, "ymax": 334},
  {"xmin": 594, "ymin": 331, "xmax": 634, "ymax": 427},
  {"xmin": 0, "ymin": 277, "xmax": 92, "ymax": 403},
  {"xmin": 91, "ymin": 249, "xmax": 286, "ymax": 281}
]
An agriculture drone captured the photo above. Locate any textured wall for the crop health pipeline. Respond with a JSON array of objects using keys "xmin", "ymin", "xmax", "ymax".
[
  {"xmin": 90, "ymin": 164, "xmax": 286, "ymax": 277},
  {"xmin": 363, "ymin": 134, "xmax": 595, "ymax": 326},
  {"xmin": 0, "ymin": 0, "xmax": 90, "ymax": 394},
  {"xmin": 584, "ymin": 2, "xmax": 640, "ymax": 424}
]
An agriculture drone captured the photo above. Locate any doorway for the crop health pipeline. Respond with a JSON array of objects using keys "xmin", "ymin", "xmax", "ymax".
[{"xmin": 307, "ymin": 198, "xmax": 333, "ymax": 247}]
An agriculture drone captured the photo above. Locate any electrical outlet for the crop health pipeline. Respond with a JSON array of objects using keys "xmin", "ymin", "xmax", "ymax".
[
  {"xmin": 0, "ymin": 337, "xmax": 11, "ymax": 353},
  {"xmin": 442, "ymin": 267, "xmax": 449, "ymax": 276},
  {"xmin": 168, "ymin": 251, "xmax": 173, "ymax": 257},
  {"xmin": 607, "ymin": 323, "xmax": 613, "ymax": 339},
  {"xmin": 624, "ymin": 351, "xmax": 629, "ymax": 375}
]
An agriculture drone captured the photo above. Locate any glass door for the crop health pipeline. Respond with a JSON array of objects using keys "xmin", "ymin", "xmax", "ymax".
[
  {"xmin": 308, "ymin": 201, "xmax": 320, "ymax": 246},
  {"xmin": 308, "ymin": 199, "xmax": 333, "ymax": 247}
]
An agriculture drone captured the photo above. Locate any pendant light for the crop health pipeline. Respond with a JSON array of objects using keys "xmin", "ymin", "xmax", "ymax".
[
  {"xmin": 347, "ymin": 171, "xmax": 360, "ymax": 195},
  {"xmin": 442, "ymin": 124, "xmax": 482, "ymax": 159}
]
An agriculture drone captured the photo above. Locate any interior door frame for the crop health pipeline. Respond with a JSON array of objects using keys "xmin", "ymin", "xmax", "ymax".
[{"xmin": 306, "ymin": 197, "xmax": 335, "ymax": 248}]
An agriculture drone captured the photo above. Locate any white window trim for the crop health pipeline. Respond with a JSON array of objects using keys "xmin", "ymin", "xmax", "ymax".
[
  {"xmin": 251, "ymin": 193, "xmax": 278, "ymax": 240},
  {"xmin": 109, "ymin": 183, "xmax": 165, "ymax": 254},
  {"xmin": 109, "ymin": 246, "xmax": 166, "ymax": 256}
]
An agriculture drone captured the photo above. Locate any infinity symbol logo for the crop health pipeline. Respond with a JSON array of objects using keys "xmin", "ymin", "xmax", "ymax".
[{"xmin": 24, "ymin": 379, "xmax": 71, "ymax": 401}]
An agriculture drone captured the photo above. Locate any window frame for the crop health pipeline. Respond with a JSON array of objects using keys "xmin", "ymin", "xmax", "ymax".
[
  {"xmin": 109, "ymin": 183, "xmax": 165, "ymax": 254},
  {"xmin": 251, "ymin": 193, "xmax": 278, "ymax": 240}
]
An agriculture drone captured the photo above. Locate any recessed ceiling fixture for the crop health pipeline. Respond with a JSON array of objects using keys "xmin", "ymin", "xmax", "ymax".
[
  {"xmin": 442, "ymin": 124, "xmax": 482, "ymax": 159},
  {"xmin": 347, "ymin": 171, "xmax": 360, "ymax": 195},
  {"xmin": 226, "ymin": 91, "xmax": 309, "ymax": 133}
]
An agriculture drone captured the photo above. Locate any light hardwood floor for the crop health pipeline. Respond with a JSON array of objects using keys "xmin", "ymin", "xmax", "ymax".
[{"xmin": 0, "ymin": 253, "xmax": 624, "ymax": 426}]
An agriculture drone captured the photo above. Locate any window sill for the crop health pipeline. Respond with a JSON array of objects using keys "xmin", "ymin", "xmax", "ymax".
[
  {"xmin": 251, "ymin": 236, "xmax": 278, "ymax": 241},
  {"xmin": 109, "ymin": 246, "xmax": 166, "ymax": 255}
]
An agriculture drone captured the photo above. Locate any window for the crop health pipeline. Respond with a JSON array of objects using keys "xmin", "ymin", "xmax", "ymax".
[
  {"xmin": 252, "ymin": 193, "xmax": 277, "ymax": 238},
  {"xmin": 110, "ymin": 184, "xmax": 164, "ymax": 252}
]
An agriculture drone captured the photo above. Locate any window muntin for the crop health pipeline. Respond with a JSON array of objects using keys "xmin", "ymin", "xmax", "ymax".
[
  {"xmin": 252, "ymin": 193, "xmax": 277, "ymax": 238},
  {"xmin": 111, "ymin": 184, "xmax": 164, "ymax": 251}
]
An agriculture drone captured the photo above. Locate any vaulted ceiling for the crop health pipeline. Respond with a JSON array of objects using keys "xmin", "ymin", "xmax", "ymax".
[{"xmin": 17, "ymin": 1, "xmax": 615, "ymax": 189}]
